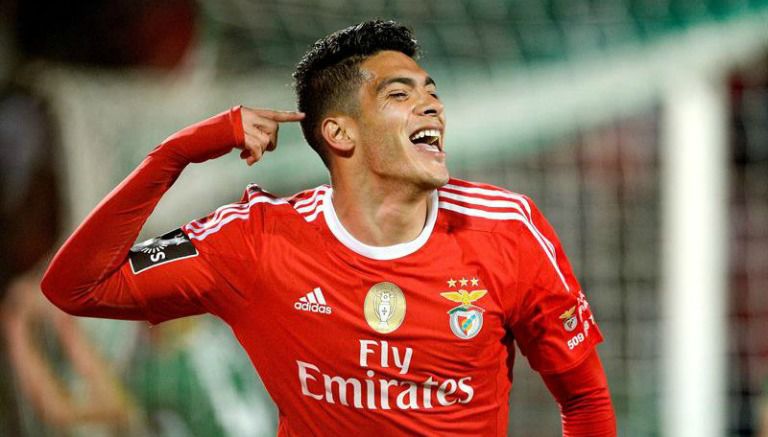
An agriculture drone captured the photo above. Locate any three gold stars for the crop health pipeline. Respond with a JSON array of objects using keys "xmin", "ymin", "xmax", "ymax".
[{"xmin": 447, "ymin": 277, "xmax": 480, "ymax": 288}]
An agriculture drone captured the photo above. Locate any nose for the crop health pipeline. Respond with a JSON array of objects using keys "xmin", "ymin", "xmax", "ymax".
[{"xmin": 415, "ymin": 92, "xmax": 444, "ymax": 117}]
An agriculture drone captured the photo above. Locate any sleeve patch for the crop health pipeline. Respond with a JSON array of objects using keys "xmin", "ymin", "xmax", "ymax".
[{"xmin": 129, "ymin": 228, "xmax": 198, "ymax": 274}]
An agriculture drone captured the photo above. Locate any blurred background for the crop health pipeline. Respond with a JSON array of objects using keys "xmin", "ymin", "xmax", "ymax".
[{"xmin": 0, "ymin": 0, "xmax": 767, "ymax": 435}]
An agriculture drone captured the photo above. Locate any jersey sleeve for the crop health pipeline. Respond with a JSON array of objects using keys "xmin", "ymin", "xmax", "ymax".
[
  {"xmin": 111, "ymin": 228, "xmax": 227, "ymax": 324},
  {"xmin": 120, "ymin": 186, "xmax": 267, "ymax": 324},
  {"xmin": 506, "ymin": 196, "xmax": 603, "ymax": 374},
  {"xmin": 57, "ymin": 186, "xmax": 264, "ymax": 325},
  {"xmin": 541, "ymin": 351, "xmax": 617, "ymax": 435},
  {"xmin": 41, "ymin": 107, "xmax": 252, "ymax": 324}
]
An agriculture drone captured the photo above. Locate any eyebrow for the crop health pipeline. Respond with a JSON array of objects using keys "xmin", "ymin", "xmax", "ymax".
[{"xmin": 376, "ymin": 76, "xmax": 437, "ymax": 94}]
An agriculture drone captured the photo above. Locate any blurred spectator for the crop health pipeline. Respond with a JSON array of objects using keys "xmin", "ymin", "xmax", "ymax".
[
  {"xmin": 0, "ymin": 85, "xmax": 62, "ymax": 436},
  {"xmin": 0, "ymin": 87, "xmax": 60, "ymax": 303},
  {"xmin": 2, "ymin": 274, "xmax": 144, "ymax": 435},
  {"xmin": 0, "ymin": 84, "xmax": 146, "ymax": 435},
  {"xmin": 0, "ymin": 1, "xmax": 272, "ymax": 434},
  {"xmin": 126, "ymin": 317, "xmax": 276, "ymax": 436}
]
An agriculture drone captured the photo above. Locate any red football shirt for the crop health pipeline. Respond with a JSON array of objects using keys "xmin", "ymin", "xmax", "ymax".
[
  {"xmin": 119, "ymin": 178, "xmax": 602, "ymax": 435},
  {"xmin": 41, "ymin": 108, "xmax": 606, "ymax": 435}
]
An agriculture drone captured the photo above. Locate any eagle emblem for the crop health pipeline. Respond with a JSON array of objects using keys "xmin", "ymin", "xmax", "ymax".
[
  {"xmin": 440, "ymin": 284, "xmax": 488, "ymax": 340},
  {"xmin": 559, "ymin": 305, "xmax": 578, "ymax": 332},
  {"xmin": 440, "ymin": 289, "xmax": 488, "ymax": 308}
]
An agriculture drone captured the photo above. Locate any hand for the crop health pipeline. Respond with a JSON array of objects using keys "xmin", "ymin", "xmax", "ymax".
[{"xmin": 238, "ymin": 107, "xmax": 305, "ymax": 166}]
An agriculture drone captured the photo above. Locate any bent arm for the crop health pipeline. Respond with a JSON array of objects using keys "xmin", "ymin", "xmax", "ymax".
[
  {"xmin": 541, "ymin": 350, "xmax": 617, "ymax": 436},
  {"xmin": 41, "ymin": 107, "xmax": 244, "ymax": 319}
]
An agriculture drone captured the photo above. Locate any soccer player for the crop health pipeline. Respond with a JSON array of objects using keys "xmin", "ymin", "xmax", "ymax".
[{"xmin": 42, "ymin": 20, "xmax": 616, "ymax": 435}]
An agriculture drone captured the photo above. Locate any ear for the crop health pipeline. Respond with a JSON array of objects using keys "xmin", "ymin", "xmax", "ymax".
[{"xmin": 320, "ymin": 116, "xmax": 356, "ymax": 156}]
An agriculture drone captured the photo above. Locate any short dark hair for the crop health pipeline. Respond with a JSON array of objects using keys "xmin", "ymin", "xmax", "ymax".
[{"xmin": 293, "ymin": 20, "xmax": 420, "ymax": 167}]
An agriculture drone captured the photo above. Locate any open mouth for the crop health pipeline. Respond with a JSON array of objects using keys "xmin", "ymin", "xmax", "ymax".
[{"xmin": 409, "ymin": 128, "xmax": 442, "ymax": 153}]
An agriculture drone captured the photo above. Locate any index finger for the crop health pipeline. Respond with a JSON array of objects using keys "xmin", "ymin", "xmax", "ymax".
[{"xmin": 256, "ymin": 110, "xmax": 305, "ymax": 123}]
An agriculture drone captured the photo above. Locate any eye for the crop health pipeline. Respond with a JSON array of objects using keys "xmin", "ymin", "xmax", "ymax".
[{"xmin": 388, "ymin": 91, "xmax": 409, "ymax": 99}]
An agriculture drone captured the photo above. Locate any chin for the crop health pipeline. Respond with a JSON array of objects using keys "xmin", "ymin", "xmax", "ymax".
[
  {"xmin": 434, "ymin": 171, "xmax": 450, "ymax": 187},
  {"xmin": 417, "ymin": 169, "xmax": 450, "ymax": 190}
]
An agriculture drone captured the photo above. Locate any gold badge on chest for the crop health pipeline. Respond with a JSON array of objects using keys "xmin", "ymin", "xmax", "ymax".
[{"xmin": 364, "ymin": 282, "xmax": 406, "ymax": 334}]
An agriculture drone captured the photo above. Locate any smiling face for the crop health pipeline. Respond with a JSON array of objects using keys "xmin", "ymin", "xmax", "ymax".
[{"xmin": 350, "ymin": 50, "xmax": 448, "ymax": 190}]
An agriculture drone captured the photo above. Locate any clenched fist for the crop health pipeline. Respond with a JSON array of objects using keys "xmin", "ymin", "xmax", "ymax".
[{"xmin": 238, "ymin": 107, "xmax": 305, "ymax": 166}]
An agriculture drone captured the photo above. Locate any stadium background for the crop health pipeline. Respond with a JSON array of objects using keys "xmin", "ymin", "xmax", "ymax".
[{"xmin": 1, "ymin": 0, "xmax": 767, "ymax": 435}]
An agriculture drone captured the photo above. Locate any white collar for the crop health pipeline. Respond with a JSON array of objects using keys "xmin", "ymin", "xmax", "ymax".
[{"xmin": 323, "ymin": 188, "xmax": 438, "ymax": 260}]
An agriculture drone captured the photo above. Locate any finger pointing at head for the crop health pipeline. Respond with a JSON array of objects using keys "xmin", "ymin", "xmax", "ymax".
[{"xmin": 256, "ymin": 110, "xmax": 306, "ymax": 122}]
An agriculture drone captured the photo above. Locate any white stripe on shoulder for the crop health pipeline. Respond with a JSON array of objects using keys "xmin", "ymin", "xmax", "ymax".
[
  {"xmin": 294, "ymin": 187, "xmax": 330, "ymax": 215},
  {"xmin": 438, "ymin": 200, "xmax": 569, "ymax": 291},
  {"xmin": 439, "ymin": 188, "xmax": 555, "ymax": 257},
  {"xmin": 186, "ymin": 195, "xmax": 287, "ymax": 241},
  {"xmin": 441, "ymin": 183, "xmax": 532, "ymax": 216},
  {"xmin": 293, "ymin": 187, "xmax": 329, "ymax": 222},
  {"xmin": 186, "ymin": 203, "xmax": 249, "ymax": 231},
  {"xmin": 439, "ymin": 190, "xmax": 528, "ymax": 212},
  {"xmin": 304, "ymin": 201, "xmax": 325, "ymax": 222},
  {"xmin": 293, "ymin": 186, "xmax": 329, "ymax": 209},
  {"xmin": 187, "ymin": 213, "xmax": 248, "ymax": 241},
  {"xmin": 187, "ymin": 195, "xmax": 286, "ymax": 232}
]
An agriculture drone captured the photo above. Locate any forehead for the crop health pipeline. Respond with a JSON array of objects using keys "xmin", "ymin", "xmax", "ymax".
[{"xmin": 359, "ymin": 51, "xmax": 430, "ymax": 87}]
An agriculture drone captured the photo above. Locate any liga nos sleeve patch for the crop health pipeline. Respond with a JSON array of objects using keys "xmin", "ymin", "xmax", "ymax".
[{"xmin": 129, "ymin": 228, "xmax": 198, "ymax": 274}]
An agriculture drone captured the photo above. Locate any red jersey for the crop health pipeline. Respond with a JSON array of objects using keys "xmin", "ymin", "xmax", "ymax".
[
  {"xmin": 124, "ymin": 180, "xmax": 601, "ymax": 435},
  {"xmin": 42, "ymin": 108, "xmax": 607, "ymax": 436}
]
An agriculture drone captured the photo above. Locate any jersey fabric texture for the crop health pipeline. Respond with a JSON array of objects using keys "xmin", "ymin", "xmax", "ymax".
[{"xmin": 42, "ymin": 107, "xmax": 613, "ymax": 436}]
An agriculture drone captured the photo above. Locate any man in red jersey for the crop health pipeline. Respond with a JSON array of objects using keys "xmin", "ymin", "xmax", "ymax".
[{"xmin": 42, "ymin": 20, "xmax": 616, "ymax": 435}]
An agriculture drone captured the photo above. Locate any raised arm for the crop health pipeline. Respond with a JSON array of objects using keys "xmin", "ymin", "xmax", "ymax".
[{"xmin": 40, "ymin": 106, "xmax": 303, "ymax": 321}]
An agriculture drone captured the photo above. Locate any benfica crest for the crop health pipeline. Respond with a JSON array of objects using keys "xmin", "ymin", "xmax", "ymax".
[
  {"xmin": 559, "ymin": 306, "xmax": 578, "ymax": 332},
  {"xmin": 440, "ymin": 278, "xmax": 488, "ymax": 340}
]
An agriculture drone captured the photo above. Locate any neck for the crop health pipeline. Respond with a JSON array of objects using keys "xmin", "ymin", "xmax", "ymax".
[{"xmin": 330, "ymin": 173, "xmax": 433, "ymax": 247}]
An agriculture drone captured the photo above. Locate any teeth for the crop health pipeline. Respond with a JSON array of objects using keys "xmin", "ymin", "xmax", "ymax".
[{"xmin": 409, "ymin": 129, "xmax": 441, "ymax": 142}]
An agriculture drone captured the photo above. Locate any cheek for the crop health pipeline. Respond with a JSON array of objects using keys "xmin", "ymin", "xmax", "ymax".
[
  {"xmin": 362, "ymin": 134, "xmax": 408, "ymax": 173},
  {"xmin": 358, "ymin": 107, "xmax": 413, "ymax": 166},
  {"xmin": 375, "ymin": 103, "xmax": 408, "ymax": 133},
  {"xmin": 364, "ymin": 116, "xmax": 406, "ymax": 151}
]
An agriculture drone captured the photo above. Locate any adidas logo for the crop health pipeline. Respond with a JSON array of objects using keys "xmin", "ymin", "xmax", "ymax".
[{"xmin": 294, "ymin": 287, "xmax": 332, "ymax": 315}]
